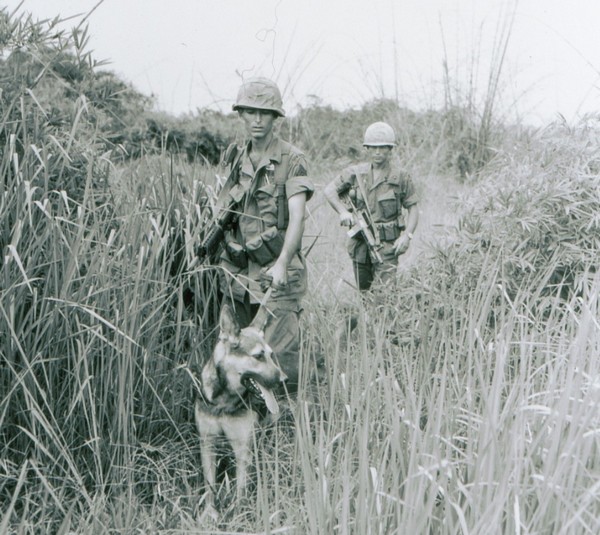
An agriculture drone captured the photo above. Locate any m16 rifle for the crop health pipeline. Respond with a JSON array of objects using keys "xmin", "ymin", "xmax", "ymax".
[
  {"xmin": 196, "ymin": 145, "xmax": 245, "ymax": 263},
  {"xmin": 339, "ymin": 189, "xmax": 383, "ymax": 265},
  {"xmin": 196, "ymin": 199, "xmax": 238, "ymax": 262}
]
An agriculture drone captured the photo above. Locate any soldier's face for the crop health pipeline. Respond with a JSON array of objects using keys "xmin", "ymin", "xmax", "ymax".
[
  {"xmin": 366, "ymin": 146, "xmax": 392, "ymax": 167},
  {"xmin": 239, "ymin": 108, "xmax": 277, "ymax": 140}
]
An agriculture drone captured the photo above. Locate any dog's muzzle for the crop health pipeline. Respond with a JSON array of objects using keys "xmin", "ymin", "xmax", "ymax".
[{"xmin": 242, "ymin": 376, "xmax": 281, "ymax": 415}]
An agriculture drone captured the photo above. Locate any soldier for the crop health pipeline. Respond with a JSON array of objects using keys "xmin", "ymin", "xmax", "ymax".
[
  {"xmin": 324, "ymin": 121, "xmax": 419, "ymax": 291},
  {"xmin": 215, "ymin": 77, "xmax": 314, "ymax": 390}
]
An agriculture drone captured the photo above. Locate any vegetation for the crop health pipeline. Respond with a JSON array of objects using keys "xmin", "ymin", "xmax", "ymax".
[{"xmin": 1, "ymin": 7, "xmax": 599, "ymax": 535}]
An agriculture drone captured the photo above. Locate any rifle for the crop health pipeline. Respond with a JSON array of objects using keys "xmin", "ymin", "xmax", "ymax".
[
  {"xmin": 196, "ymin": 198, "xmax": 238, "ymax": 262},
  {"xmin": 339, "ymin": 189, "xmax": 384, "ymax": 265},
  {"xmin": 196, "ymin": 144, "xmax": 245, "ymax": 263}
]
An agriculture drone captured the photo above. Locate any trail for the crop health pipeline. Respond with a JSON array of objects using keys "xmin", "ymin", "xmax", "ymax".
[{"xmin": 400, "ymin": 171, "xmax": 467, "ymax": 269}]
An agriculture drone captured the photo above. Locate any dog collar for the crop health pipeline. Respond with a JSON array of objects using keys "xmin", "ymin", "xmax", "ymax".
[{"xmin": 196, "ymin": 378, "xmax": 252, "ymax": 416}]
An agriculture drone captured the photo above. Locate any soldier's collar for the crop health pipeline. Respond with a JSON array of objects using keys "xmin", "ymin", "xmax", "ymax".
[{"xmin": 245, "ymin": 136, "xmax": 282, "ymax": 165}]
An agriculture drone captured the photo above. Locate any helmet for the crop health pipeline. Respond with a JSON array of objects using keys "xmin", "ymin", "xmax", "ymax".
[
  {"xmin": 363, "ymin": 122, "xmax": 396, "ymax": 147},
  {"xmin": 232, "ymin": 77, "xmax": 285, "ymax": 117}
]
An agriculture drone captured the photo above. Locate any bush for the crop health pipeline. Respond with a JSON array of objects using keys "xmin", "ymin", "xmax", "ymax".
[{"xmin": 388, "ymin": 116, "xmax": 600, "ymax": 348}]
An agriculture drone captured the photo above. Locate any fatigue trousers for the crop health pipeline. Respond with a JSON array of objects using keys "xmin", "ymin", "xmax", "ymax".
[{"xmin": 352, "ymin": 253, "xmax": 398, "ymax": 292}]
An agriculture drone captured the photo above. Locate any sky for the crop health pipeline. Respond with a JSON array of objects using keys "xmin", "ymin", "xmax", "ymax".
[{"xmin": 3, "ymin": 0, "xmax": 600, "ymax": 126}]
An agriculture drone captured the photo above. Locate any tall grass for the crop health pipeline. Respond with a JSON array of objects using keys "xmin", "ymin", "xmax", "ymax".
[
  {"xmin": 439, "ymin": 1, "xmax": 518, "ymax": 179},
  {"xmin": 272, "ymin": 247, "xmax": 600, "ymax": 534},
  {"xmin": 2, "ymin": 6, "xmax": 600, "ymax": 535},
  {"xmin": 1, "ymin": 13, "xmax": 216, "ymax": 529}
]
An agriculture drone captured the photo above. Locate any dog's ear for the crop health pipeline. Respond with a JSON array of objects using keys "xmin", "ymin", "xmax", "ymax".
[{"xmin": 219, "ymin": 303, "xmax": 240, "ymax": 341}]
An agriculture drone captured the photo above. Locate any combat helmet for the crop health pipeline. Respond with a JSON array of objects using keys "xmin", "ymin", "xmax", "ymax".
[
  {"xmin": 363, "ymin": 122, "xmax": 396, "ymax": 147},
  {"xmin": 233, "ymin": 77, "xmax": 285, "ymax": 117}
]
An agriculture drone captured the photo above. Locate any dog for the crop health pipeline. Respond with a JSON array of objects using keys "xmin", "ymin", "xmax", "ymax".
[{"xmin": 192, "ymin": 295, "xmax": 286, "ymax": 518}]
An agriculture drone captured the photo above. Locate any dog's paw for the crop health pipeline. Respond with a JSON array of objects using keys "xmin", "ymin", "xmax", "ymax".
[{"xmin": 198, "ymin": 503, "xmax": 219, "ymax": 524}]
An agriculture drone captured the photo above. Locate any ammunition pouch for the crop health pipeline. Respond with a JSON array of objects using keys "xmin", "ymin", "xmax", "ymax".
[
  {"xmin": 378, "ymin": 221, "xmax": 401, "ymax": 242},
  {"xmin": 377, "ymin": 191, "xmax": 399, "ymax": 219},
  {"xmin": 224, "ymin": 234, "xmax": 247, "ymax": 269},
  {"xmin": 245, "ymin": 226, "xmax": 285, "ymax": 266}
]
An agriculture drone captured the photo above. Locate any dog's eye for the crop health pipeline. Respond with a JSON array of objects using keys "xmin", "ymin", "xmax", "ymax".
[{"xmin": 254, "ymin": 350, "xmax": 266, "ymax": 361}]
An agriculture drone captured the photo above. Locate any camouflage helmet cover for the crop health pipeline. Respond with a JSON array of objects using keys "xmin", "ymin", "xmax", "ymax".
[
  {"xmin": 363, "ymin": 121, "xmax": 397, "ymax": 147},
  {"xmin": 232, "ymin": 77, "xmax": 285, "ymax": 117}
]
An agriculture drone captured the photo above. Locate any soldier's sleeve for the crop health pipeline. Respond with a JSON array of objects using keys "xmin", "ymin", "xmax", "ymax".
[
  {"xmin": 286, "ymin": 152, "xmax": 314, "ymax": 202},
  {"xmin": 400, "ymin": 173, "xmax": 418, "ymax": 208}
]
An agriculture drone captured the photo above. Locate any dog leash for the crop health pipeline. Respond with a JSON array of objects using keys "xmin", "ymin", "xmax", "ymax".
[{"xmin": 250, "ymin": 286, "xmax": 274, "ymax": 331}]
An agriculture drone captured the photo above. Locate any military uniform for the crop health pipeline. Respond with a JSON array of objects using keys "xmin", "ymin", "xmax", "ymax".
[
  {"xmin": 217, "ymin": 136, "xmax": 314, "ymax": 386},
  {"xmin": 332, "ymin": 161, "xmax": 417, "ymax": 290}
]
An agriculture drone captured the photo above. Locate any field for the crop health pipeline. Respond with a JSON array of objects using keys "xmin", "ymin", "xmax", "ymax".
[{"xmin": 1, "ymin": 9, "xmax": 600, "ymax": 535}]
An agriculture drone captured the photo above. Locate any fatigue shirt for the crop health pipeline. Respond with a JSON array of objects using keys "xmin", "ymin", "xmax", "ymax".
[
  {"xmin": 219, "ymin": 136, "xmax": 314, "ymax": 303},
  {"xmin": 333, "ymin": 162, "xmax": 417, "ymax": 263}
]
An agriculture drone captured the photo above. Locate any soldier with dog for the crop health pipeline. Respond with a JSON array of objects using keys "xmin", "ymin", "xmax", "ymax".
[{"xmin": 207, "ymin": 77, "xmax": 314, "ymax": 392}]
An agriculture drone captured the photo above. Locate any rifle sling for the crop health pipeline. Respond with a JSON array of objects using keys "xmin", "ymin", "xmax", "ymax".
[{"xmin": 274, "ymin": 146, "xmax": 291, "ymax": 230}]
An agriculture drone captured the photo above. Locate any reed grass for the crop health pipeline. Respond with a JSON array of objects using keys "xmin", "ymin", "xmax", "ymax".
[{"xmin": 1, "ymin": 6, "xmax": 600, "ymax": 535}]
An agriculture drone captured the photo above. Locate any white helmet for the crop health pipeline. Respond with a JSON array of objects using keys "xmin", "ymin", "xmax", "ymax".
[{"xmin": 363, "ymin": 122, "xmax": 396, "ymax": 147}]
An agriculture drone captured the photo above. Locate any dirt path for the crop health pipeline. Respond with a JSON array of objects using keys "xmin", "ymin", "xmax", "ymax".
[{"xmin": 400, "ymin": 171, "xmax": 467, "ymax": 269}]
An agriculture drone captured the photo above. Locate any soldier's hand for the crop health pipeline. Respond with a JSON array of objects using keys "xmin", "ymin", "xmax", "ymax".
[
  {"xmin": 393, "ymin": 234, "xmax": 411, "ymax": 256},
  {"xmin": 264, "ymin": 261, "xmax": 288, "ymax": 291},
  {"xmin": 339, "ymin": 210, "xmax": 353, "ymax": 227}
]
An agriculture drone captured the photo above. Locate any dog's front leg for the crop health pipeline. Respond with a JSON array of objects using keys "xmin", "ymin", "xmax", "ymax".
[
  {"xmin": 197, "ymin": 434, "xmax": 221, "ymax": 522},
  {"xmin": 199, "ymin": 435, "xmax": 217, "ymax": 504},
  {"xmin": 195, "ymin": 407, "xmax": 219, "ymax": 519},
  {"xmin": 225, "ymin": 413, "xmax": 257, "ymax": 502}
]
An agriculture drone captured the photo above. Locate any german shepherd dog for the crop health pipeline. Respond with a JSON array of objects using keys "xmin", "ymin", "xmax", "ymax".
[{"xmin": 193, "ymin": 294, "xmax": 286, "ymax": 518}]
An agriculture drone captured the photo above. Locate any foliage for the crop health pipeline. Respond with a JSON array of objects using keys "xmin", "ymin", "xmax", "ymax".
[
  {"xmin": 0, "ymin": 11, "xmax": 148, "ymax": 203},
  {"xmin": 423, "ymin": 117, "xmax": 600, "ymax": 309},
  {"xmin": 1, "ymin": 5, "xmax": 600, "ymax": 534},
  {"xmin": 283, "ymin": 99, "xmax": 501, "ymax": 180},
  {"xmin": 142, "ymin": 110, "xmax": 235, "ymax": 165},
  {"xmin": 0, "ymin": 12, "xmax": 217, "ymax": 530},
  {"xmin": 0, "ymin": 7, "xmax": 503, "ymax": 178},
  {"xmin": 0, "ymin": 8, "xmax": 232, "ymax": 171}
]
